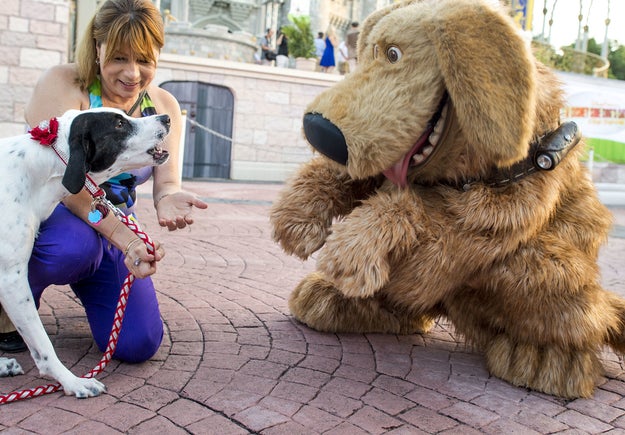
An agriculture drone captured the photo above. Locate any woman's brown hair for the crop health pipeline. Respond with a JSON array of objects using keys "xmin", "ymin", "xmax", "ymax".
[{"xmin": 75, "ymin": 0, "xmax": 165, "ymax": 90}]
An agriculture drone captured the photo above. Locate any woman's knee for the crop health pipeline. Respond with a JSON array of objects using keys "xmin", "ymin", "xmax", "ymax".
[{"xmin": 111, "ymin": 318, "xmax": 164, "ymax": 363}]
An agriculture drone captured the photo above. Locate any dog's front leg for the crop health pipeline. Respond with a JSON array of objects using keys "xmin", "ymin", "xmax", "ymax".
[
  {"xmin": 0, "ymin": 275, "xmax": 105, "ymax": 398},
  {"xmin": 318, "ymin": 188, "xmax": 428, "ymax": 298}
]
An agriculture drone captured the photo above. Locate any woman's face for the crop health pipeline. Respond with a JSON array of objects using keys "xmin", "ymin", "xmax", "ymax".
[{"xmin": 97, "ymin": 43, "xmax": 158, "ymax": 102}]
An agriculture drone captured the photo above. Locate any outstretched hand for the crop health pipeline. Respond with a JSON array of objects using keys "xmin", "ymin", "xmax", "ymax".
[{"xmin": 155, "ymin": 191, "xmax": 208, "ymax": 231}]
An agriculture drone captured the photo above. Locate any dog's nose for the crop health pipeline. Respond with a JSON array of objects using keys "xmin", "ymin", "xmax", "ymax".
[
  {"xmin": 159, "ymin": 114, "xmax": 171, "ymax": 131},
  {"xmin": 303, "ymin": 113, "xmax": 348, "ymax": 165}
]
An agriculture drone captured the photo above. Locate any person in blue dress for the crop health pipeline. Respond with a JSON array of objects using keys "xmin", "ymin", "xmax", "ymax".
[{"xmin": 319, "ymin": 27, "xmax": 338, "ymax": 73}]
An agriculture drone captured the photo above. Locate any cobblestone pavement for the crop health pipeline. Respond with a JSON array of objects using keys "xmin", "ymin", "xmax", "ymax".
[{"xmin": 1, "ymin": 180, "xmax": 625, "ymax": 434}]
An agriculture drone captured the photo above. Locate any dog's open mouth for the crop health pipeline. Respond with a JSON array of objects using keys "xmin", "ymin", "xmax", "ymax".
[
  {"xmin": 383, "ymin": 94, "xmax": 448, "ymax": 188},
  {"xmin": 148, "ymin": 146, "xmax": 170, "ymax": 164}
]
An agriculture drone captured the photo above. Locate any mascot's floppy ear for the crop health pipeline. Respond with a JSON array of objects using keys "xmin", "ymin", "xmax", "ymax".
[
  {"xmin": 426, "ymin": 0, "xmax": 537, "ymax": 167},
  {"xmin": 63, "ymin": 115, "xmax": 92, "ymax": 194},
  {"xmin": 356, "ymin": 1, "xmax": 405, "ymax": 64}
]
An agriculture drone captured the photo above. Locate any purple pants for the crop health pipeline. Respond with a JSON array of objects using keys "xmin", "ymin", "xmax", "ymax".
[{"xmin": 28, "ymin": 204, "xmax": 163, "ymax": 363}]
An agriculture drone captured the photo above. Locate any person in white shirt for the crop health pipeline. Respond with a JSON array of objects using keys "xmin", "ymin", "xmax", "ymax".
[{"xmin": 337, "ymin": 40, "xmax": 349, "ymax": 75}]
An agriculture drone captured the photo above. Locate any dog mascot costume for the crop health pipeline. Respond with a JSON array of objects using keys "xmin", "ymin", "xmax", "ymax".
[{"xmin": 270, "ymin": 0, "xmax": 625, "ymax": 398}]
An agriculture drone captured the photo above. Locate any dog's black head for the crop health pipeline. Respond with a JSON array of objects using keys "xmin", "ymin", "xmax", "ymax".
[{"xmin": 62, "ymin": 110, "xmax": 170, "ymax": 194}]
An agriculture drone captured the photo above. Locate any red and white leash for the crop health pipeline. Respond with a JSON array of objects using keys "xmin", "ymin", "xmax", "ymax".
[{"xmin": 0, "ymin": 118, "xmax": 152, "ymax": 404}]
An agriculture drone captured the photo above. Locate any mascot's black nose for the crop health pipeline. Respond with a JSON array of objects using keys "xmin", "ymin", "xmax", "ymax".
[{"xmin": 303, "ymin": 113, "xmax": 348, "ymax": 165}]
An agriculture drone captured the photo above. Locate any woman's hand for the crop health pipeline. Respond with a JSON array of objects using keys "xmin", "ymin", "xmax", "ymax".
[
  {"xmin": 123, "ymin": 238, "xmax": 165, "ymax": 278},
  {"xmin": 155, "ymin": 191, "xmax": 208, "ymax": 231}
]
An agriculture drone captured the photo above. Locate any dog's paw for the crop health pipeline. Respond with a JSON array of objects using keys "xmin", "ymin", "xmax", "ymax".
[
  {"xmin": 62, "ymin": 377, "xmax": 106, "ymax": 399},
  {"xmin": 0, "ymin": 357, "xmax": 24, "ymax": 377}
]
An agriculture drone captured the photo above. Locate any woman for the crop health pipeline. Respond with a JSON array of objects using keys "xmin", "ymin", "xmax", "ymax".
[
  {"xmin": 275, "ymin": 27, "xmax": 289, "ymax": 68},
  {"xmin": 319, "ymin": 26, "xmax": 338, "ymax": 73},
  {"xmin": 8, "ymin": 0, "xmax": 208, "ymax": 362}
]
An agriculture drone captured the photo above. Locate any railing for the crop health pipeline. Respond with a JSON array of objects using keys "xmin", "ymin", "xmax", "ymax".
[{"xmin": 532, "ymin": 41, "xmax": 610, "ymax": 78}]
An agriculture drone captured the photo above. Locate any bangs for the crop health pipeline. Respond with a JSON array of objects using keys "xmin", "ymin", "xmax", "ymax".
[{"xmin": 103, "ymin": 16, "xmax": 163, "ymax": 64}]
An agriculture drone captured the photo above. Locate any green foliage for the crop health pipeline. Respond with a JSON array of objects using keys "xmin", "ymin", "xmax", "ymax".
[
  {"xmin": 608, "ymin": 45, "xmax": 625, "ymax": 80},
  {"xmin": 532, "ymin": 37, "xmax": 625, "ymax": 80},
  {"xmin": 281, "ymin": 15, "xmax": 316, "ymax": 59}
]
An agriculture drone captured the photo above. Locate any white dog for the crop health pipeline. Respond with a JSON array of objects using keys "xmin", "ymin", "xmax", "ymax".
[{"xmin": 0, "ymin": 107, "xmax": 170, "ymax": 398}]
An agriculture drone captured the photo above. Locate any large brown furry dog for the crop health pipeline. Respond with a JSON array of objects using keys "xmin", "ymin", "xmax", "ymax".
[{"xmin": 270, "ymin": 0, "xmax": 624, "ymax": 399}]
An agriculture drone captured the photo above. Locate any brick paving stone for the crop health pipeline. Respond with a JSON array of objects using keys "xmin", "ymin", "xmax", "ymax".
[
  {"xmin": 293, "ymin": 405, "xmax": 345, "ymax": 432},
  {"xmin": 270, "ymin": 380, "xmax": 319, "ymax": 403},
  {"xmin": 93, "ymin": 402, "xmax": 156, "ymax": 432},
  {"xmin": 557, "ymin": 409, "xmax": 614, "ymax": 433},
  {"xmin": 399, "ymin": 405, "xmax": 459, "ymax": 432},
  {"xmin": 185, "ymin": 414, "xmax": 250, "ymax": 435},
  {"xmin": 262, "ymin": 420, "xmax": 320, "ymax": 435},
  {"xmin": 441, "ymin": 401, "xmax": 500, "ymax": 429},
  {"xmin": 347, "ymin": 405, "xmax": 406, "ymax": 434},
  {"xmin": 233, "ymin": 405, "xmax": 291, "ymax": 432},
  {"xmin": 2, "ymin": 181, "xmax": 625, "ymax": 434},
  {"xmin": 127, "ymin": 415, "xmax": 188, "ymax": 434},
  {"xmin": 481, "ymin": 418, "xmax": 543, "ymax": 434},
  {"xmin": 361, "ymin": 387, "xmax": 414, "ymax": 415},
  {"xmin": 18, "ymin": 407, "xmax": 87, "ymax": 434},
  {"xmin": 309, "ymin": 391, "xmax": 363, "ymax": 418},
  {"xmin": 259, "ymin": 395, "xmax": 303, "ymax": 417},
  {"xmin": 404, "ymin": 385, "xmax": 458, "ymax": 411},
  {"xmin": 513, "ymin": 409, "xmax": 570, "ymax": 433},
  {"xmin": 122, "ymin": 384, "xmax": 180, "ymax": 411},
  {"xmin": 324, "ymin": 376, "xmax": 371, "ymax": 400},
  {"xmin": 471, "ymin": 392, "xmax": 526, "ymax": 418},
  {"xmin": 567, "ymin": 397, "xmax": 625, "ymax": 423}
]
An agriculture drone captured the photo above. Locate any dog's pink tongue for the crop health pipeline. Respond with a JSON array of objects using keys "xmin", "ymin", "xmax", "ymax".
[{"xmin": 383, "ymin": 160, "xmax": 409, "ymax": 188}]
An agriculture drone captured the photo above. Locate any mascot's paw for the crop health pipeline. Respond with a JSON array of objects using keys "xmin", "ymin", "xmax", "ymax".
[
  {"xmin": 317, "ymin": 234, "xmax": 390, "ymax": 299},
  {"xmin": 271, "ymin": 213, "xmax": 330, "ymax": 260},
  {"xmin": 289, "ymin": 272, "xmax": 436, "ymax": 334},
  {"xmin": 485, "ymin": 334, "xmax": 601, "ymax": 399}
]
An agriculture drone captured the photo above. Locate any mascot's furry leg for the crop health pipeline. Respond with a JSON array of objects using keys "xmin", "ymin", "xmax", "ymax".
[
  {"xmin": 289, "ymin": 272, "xmax": 437, "ymax": 335},
  {"xmin": 445, "ymin": 263, "xmax": 625, "ymax": 399}
]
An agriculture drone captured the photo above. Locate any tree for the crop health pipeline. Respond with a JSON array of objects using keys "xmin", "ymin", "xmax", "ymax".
[
  {"xmin": 608, "ymin": 45, "xmax": 625, "ymax": 80},
  {"xmin": 280, "ymin": 15, "xmax": 316, "ymax": 59}
]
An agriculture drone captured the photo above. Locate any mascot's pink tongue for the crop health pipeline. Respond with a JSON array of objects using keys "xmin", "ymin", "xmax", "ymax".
[
  {"xmin": 383, "ymin": 159, "xmax": 409, "ymax": 188},
  {"xmin": 383, "ymin": 131, "xmax": 431, "ymax": 188}
]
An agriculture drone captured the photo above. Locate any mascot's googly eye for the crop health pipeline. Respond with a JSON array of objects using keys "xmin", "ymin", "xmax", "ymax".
[{"xmin": 386, "ymin": 46, "xmax": 402, "ymax": 63}]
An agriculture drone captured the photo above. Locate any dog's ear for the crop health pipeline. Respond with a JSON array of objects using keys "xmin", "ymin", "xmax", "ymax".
[
  {"xmin": 426, "ymin": 0, "xmax": 537, "ymax": 167},
  {"xmin": 62, "ymin": 115, "xmax": 91, "ymax": 194}
]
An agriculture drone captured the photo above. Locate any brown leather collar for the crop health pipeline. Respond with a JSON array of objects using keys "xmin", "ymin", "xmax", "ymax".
[{"xmin": 445, "ymin": 121, "xmax": 581, "ymax": 191}]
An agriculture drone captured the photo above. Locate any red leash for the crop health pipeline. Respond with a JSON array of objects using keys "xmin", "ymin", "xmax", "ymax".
[
  {"xmin": 0, "ymin": 217, "xmax": 153, "ymax": 403},
  {"xmin": 0, "ymin": 119, "xmax": 154, "ymax": 404},
  {"xmin": 0, "ymin": 214, "xmax": 153, "ymax": 404}
]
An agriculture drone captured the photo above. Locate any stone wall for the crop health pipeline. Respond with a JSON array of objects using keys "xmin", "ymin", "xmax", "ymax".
[{"xmin": 0, "ymin": 0, "xmax": 69, "ymax": 137}]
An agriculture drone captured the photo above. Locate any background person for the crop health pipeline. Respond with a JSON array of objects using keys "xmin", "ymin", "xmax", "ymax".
[
  {"xmin": 276, "ymin": 27, "xmax": 289, "ymax": 68},
  {"xmin": 314, "ymin": 32, "xmax": 325, "ymax": 71},
  {"xmin": 319, "ymin": 26, "xmax": 338, "ymax": 73},
  {"xmin": 3, "ymin": 0, "xmax": 208, "ymax": 362},
  {"xmin": 337, "ymin": 39, "xmax": 349, "ymax": 75},
  {"xmin": 346, "ymin": 21, "xmax": 360, "ymax": 72},
  {"xmin": 260, "ymin": 28, "xmax": 276, "ymax": 65}
]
